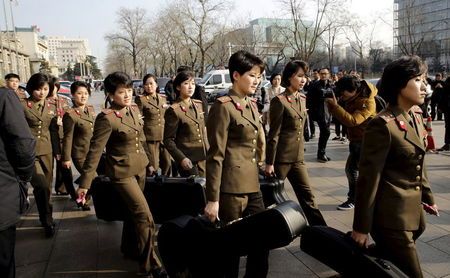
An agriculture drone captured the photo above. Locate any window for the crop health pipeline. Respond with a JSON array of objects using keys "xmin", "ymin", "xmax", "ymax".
[{"xmin": 212, "ymin": 75, "xmax": 222, "ymax": 85}]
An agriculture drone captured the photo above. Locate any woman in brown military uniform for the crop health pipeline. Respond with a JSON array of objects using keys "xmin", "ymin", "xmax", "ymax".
[
  {"xmin": 61, "ymin": 81, "xmax": 94, "ymax": 210},
  {"xmin": 76, "ymin": 72, "xmax": 165, "ymax": 277},
  {"xmin": 204, "ymin": 51, "xmax": 268, "ymax": 278},
  {"xmin": 21, "ymin": 73, "xmax": 60, "ymax": 237},
  {"xmin": 264, "ymin": 60, "xmax": 326, "ymax": 226},
  {"xmin": 135, "ymin": 74, "xmax": 169, "ymax": 175},
  {"xmin": 163, "ymin": 71, "xmax": 207, "ymax": 177},
  {"xmin": 352, "ymin": 56, "xmax": 438, "ymax": 278},
  {"xmin": 47, "ymin": 77, "xmax": 72, "ymax": 195}
]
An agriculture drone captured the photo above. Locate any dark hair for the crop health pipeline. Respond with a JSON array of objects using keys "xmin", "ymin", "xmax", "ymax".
[
  {"xmin": 269, "ymin": 72, "xmax": 281, "ymax": 84},
  {"xmin": 228, "ymin": 50, "xmax": 265, "ymax": 83},
  {"xmin": 26, "ymin": 73, "xmax": 50, "ymax": 94},
  {"xmin": 5, "ymin": 73, "xmax": 20, "ymax": 80},
  {"xmin": 104, "ymin": 72, "xmax": 132, "ymax": 94},
  {"xmin": 335, "ymin": 75, "xmax": 371, "ymax": 98},
  {"xmin": 143, "ymin": 73, "xmax": 157, "ymax": 85},
  {"xmin": 379, "ymin": 55, "xmax": 427, "ymax": 105},
  {"xmin": 47, "ymin": 76, "xmax": 60, "ymax": 98},
  {"xmin": 319, "ymin": 67, "xmax": 330, "ymax": 73},
  {"xmin": 173, "ymin": 71, "xmax": 195, "ymax": 98},
  {"xmin": 70, "ymin": 80, "xmax": 91, "ymax": 95},
  {"xmin": 176, "ymin": 66, "xmax": 192, "ymax": 73},
  {"xmin": 281, "ymin": 60, "xmax": 309, "ymax": 88}
]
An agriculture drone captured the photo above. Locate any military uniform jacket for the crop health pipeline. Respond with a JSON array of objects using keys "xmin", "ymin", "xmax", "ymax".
[
  {"xmin": 21, "ymin": 98, "xmax": 60, "ymax": 156},
  {"xmin": 353, "ymin": 105, "xmax": 435, "ymax": 234},
  {"xmin": 266, "ymin": 90, "xmax": 307, "ymax": 164},
  {"xmin": 163, "ymin": 99, "xmax": 207, "ymax": 163},
  {"xmin": 206, "ymin": 90, "xmax": 266, "ymax": 202},
  {"xmin": 61, "ymin": 105, "xmax": 95, "ymax": 161},
  {"xmin": 78, "ymin": 104, "xmax": 149, "ymax": 189},
  {"xmin": 135, "ymin": 93, "xmax": 168, "ymax": 141}
]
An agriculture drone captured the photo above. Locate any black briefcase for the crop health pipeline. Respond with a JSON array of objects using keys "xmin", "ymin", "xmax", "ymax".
[
  {"xmin": 90, "ymin": 175, "xmax": 127, "ymax": 221},
  {"xmin": 144, "ymin": 175, "xmax": 206, "ymax": 224},
  {"xmin": 259, "ymin": 175, "xmax": 288, "ymax": 208},
  {"xmin": 158, "ymin": 200, "xmax": 307, "ymax": 278},
  {"xmin": 300, "ymin": 226, "xmax": 408, "ymax": 278}
]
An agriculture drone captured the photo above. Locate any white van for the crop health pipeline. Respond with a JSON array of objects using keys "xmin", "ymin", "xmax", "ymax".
[{"xmin": 198, "ymin": 69, "xmax": 232, "ymax": 94}]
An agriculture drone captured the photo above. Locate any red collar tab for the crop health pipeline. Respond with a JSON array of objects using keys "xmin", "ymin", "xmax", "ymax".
[
  {"xmin": 181, "ymin": 106, "xmax": 187, "ymax": 112},
  {"xmin": 287, "ymin": 96, "xmax": 293, "ymax": 103},
  {"xmin": 397, "ymin": 120, "xmax": 407, "ymax": 131},
  {"xmin": 114, "ymin": 111, "xmax": 122, "ymax": 118},
  {"xmin": 27, "ymin": 101, "xmax": 32, "ymax": 108},
  {"xmin": 235, "ymin": 102, "xmax": 243, "ymax": 111},
  {"xmin": 75, "ymin": 109, "xmax": 81, "ymax": 115}
]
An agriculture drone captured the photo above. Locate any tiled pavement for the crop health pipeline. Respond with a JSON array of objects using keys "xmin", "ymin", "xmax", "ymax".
[{"xmin": 16, "ymin": 119, "xmax": 450, "ymax": 278}]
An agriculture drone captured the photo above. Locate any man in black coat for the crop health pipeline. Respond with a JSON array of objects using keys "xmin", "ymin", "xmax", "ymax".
[
  {"xmin": 307, "ymin": 68, "xmax": 334, "ymax": 162},
  {"xmin": 0, "ymin": 88, "xmax": 36, "ymax": 278}
]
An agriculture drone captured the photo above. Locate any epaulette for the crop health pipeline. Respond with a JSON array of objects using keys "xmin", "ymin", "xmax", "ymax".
[
  {"xmin": 378, "ymin": 110, "xmax": 395, "ymax": 123},
  {"xmin": 158, "ymin": 94, "xmax": 167, "ymax": 98},
  {"xmin": 171, "ymin": 102, "xmax": 180, "ymax": 109},
  {"xmin": 87, "ymin": 105, "xmax": 95, "ymax": 113},
  {"xmin": 130, "ymin": 103, "xmax": 138, "ymax": 110},
  {"xmin": 411, "ymin": 105, "xmax": 423, "ymax": 114},
  {"xmin": 217, "ymin": 96, "xmax": 232, "ymax": 103},
  {"xmin": 102, "ymin": 108, "xmax": 114, "ymax": 115},
  {"xmin": 192, "ymin": 99, "xmax": 203, "ymax": 103},
  {"xmin": 299, "ymin": 92, "xmax": 307, "ymax": 99}
]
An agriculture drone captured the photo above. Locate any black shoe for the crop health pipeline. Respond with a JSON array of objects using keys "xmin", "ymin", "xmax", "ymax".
[
  {"xmin": 76, "ymin": 201, "xmax": 91, "ymax": 211},
  {"xmin": 151, "ymin": 267, "xmax": 168, "ymax": 278},
  {"xmin": 438, "ymin": 144, "xmax": 450, "ymax": 151},
  {"xmin": 337, "ymin": 200, "xmax": 355, "ymax": 211},
  {"xmin": 317, "ymin": 154, "xmax": 329, "ymax": 163},
  {"xmin": 55, "ymin": 189, "xmax": 69, "ymax": 196},
  {"xmin": 44, "ymin": 224, "xmax": 55, "ymax": 238}
]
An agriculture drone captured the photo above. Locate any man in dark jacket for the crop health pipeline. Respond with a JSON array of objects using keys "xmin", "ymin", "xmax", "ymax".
[
  {"xmin": 0, "ymin": 88, "xmax": 36, "ymax": 278},
  {"xmin": 307, "ymin": 68, "xmax": 334, "ymax": 162}
]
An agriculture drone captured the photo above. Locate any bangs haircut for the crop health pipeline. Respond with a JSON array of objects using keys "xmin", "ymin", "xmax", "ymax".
[
  {"xmin": 173, "ymin": 71, "xmax": 195, "ymax": 98},
  {"xmin": 70, "ymin": 80, "xmax": 91, "ymax": 95},
  {"xmin": 379, "ymin": 55, "xmax": 427, "ymax": 105},
  {"xmin": 26, "ymin": 73, "xmax": 50, "ymax": 94},
  {"xmin": 228, "ymin": 50, "xmax": 265, "ymax": 83},
  {"xmin": 104, "ymin": 72, "xmax": 132, "ymax": 94},
  {"xmin": 143, "ymin": 73, "xmax": 157, "ymax": 85},
  {"xmin": 5, "ymin": 73, "xmax": 20, "ymax": 80},
  {"xmin": 281, "ymin": 60, "xmax": 309, "ymax": 88}
]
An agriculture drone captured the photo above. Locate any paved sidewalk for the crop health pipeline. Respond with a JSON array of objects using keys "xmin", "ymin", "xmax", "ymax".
[{"xmin": 16, "ymin": 120, "xmax": 450, "ymax": 278}]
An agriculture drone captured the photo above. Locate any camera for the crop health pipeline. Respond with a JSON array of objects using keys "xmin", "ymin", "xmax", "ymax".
[{"xmin": 323, "ymin": 88, "xmax": 335, "ymax": 98}]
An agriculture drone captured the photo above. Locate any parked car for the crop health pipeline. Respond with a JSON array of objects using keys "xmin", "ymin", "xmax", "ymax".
[
  {"xmin": 198, "ymin": 69, "xmax": 232, "ymax": 95},
  {"xmin": 132, "ymin": 79, "xmax": 143, "ymax": 96},
  {"xmin": 59, "ymin": 81, "xmax": 72, "ymax": 88},
  {"xmin": 157, "ymin": 77, "xmax": 171, "ymax": 94}
]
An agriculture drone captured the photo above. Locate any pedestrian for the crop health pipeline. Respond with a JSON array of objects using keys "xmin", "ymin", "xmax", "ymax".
[
  {"xmin": 4, "ymin": 73, "xmax": 26, "ymax": 99},
  {"xmin": 307, "ymin": 67, "xmax": 334, "ymax": 162},
  {"xmin": 163, "ymin": 71, "xmax": 207, "ymax": 177},
  {"xmin": 76, "ymin": 72, "xmax": 166, "ymax": 277},
  {"xmin": 265, "ymin": 60, "xmax": 327, "ymax": 226},
  {"xmin": 204, "ymin": 50, "xmax": 268, "ymax": 278},
  {"xmin": 326, "ymin": 76, "xmax": 377, "ymax": 210},
  {"xmin": 0, "ymin": 87, "xmax": 35, "ymax": 278},
  {"xmin": 21, "ymin": 73, "xmax": 60, "ymax": 238},
  {"xmin": 47, "ymin": 76, "xmax": 71, "ymax": 196},
  {"xmin": 135, "ymin": 74, "xmax": 168, "ymax": 176},
  {"xmin": 262, "ymin": 72, "xmax": 284, "ymax": 132},
  {"xmin": 61, "ymin": 81, "xmax": 95, "ymax": 210},
  {"xmin": 437, "ymin": 76, "xmax": 450, "ymax": 151},
  {"xmin": 430, "ymin": 73, "xmax": 444, "ymax": 121},
  {"xmin": 352, "ymin": 56, "xmax": 438, "ymax": 278}
]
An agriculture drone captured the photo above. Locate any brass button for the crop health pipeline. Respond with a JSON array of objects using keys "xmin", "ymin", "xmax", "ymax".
[
  {"xmin": 198, "ymin": 139, "xmax": 202, "ymax": 143},
  {"xmin": 296, "ymin": 137, "xmax": 300, "ymax": 141},
  {"xmin": 252, "ymin": 139, "xmax": 256, "ymax": 144},
  {"xmin": 158, "ymin": 118, "xmax": 161, "ymax": 121},
  {"xmin": 38, "ymin": 126, "xmax": 42, "ymax": 129},
  {"xmin": 91, "ymin": 128, "xmax": 94, "ymax": 131},
  {"xmin": 37, "ymin": 135, "xmax": 41, "ymax": 138},
  {"xmin": 196, "ymin": 129, "xmax": 200, "ymax": 132},
  {"xmin": 39, "ymin": 121, "xmax": 42, "ymax": 124},
  {"xmin": 198, "ymin": 134, "xmax": 201, "ymax": 137},
  {"xmin": 135, "ymin": 144, "xmax": 139, "ymax": 147},
  {"xmin": 416, "ymin": 165, "xmax": 421, "ymax": 171},
  {"xmin": 251, "ymin": 158, "xmax": 256, "ymax": 163},
  {"xmin": 90, "ymin": 123, "xmax": 93, "ymax": 126},
  {"xmin": 136, "ymin": 137, "xmax": 139, "ymax": 141},
  {"xmin": 136, "ymin": 150, "xmax": 140, "ymax": 153},
  {"xmin": 298, "ymin": 131, "xmax": 301, "ymax": 135},
  {"xmin": 252, "ymin": 148, "xmax": 256, "ymax": 153},
  {"xmin": 415, "ymin": 176, "xmax": 421, "ymax": 182},
  {"xmin": 418, "ymin": 155, "xmax": 423, "ymax": 160},
  {"xmin": 415, "ymin": 186, "xmax": 420, "ymax": 191},
  {"xmin": 135, "ymin": 131, "xmax": 138, "ymax": 134},
  {"xmin": 254, "ymin": 130, "xmax": 258, "ymax": 134},
  {"xmin": 158, "ymin": 124, "xmax": 161, "ymax": 126},
  {"xmin": 38, "ymin": 131, "xmax": 41, "ymax": 134}
]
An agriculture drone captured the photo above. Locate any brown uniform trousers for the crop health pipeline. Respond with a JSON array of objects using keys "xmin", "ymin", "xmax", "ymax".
[
  {"xmin": 206, "ymin": 90, "xmax": 268, "ymax": 278},
  {"xmin": 135, "ymin": 93, "xmax": 171, "ymax": 173},
  {"xmin": 21, "ymin": 98, "xmax": 60, "ymax": 227},
  {"xmin": 164, "ymin": 98, "xmax": 207, "ymax": 177},
  {"xmin": 266, "ymin": 91, "xmax": 326, "ymax": 226},
  {"xmin": 78, "ymin": 103, "xmax": 160, "ymax": 272},
  {"xmin": 353, "ymin": 105, "xmax": 435, "ymax": 278}
]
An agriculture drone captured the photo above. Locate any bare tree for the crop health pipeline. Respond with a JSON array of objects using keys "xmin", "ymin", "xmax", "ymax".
[
  {"xmin": 277, "ymin": 0, "xmax": 342, "ymax": 62},
  {"xmin": 105, "ymin": 7, "xmax": 149, "ymax": 78},
  {"xmin": 168, "ymin": 0, "xmax": 231, "ymax": 76}
]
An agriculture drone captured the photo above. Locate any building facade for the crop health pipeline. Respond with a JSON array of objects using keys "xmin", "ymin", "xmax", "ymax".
[
  {"xmin": 15, "ymin": 26, "xmax": 49, "ymax": 74},
  {"xmin": 0, "ymin": 42, "xmax": 30, "ymax": 81},
  {"xmin": 394, "ymin": 0, "xmax": 450, "ymax": 70},
  {"xmin": 47, "ymin": 36, "xmax": 91, "ymax": 76}
]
